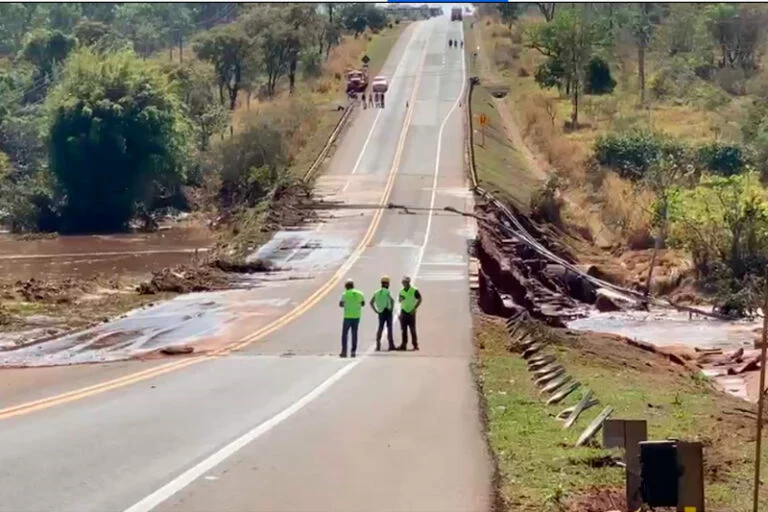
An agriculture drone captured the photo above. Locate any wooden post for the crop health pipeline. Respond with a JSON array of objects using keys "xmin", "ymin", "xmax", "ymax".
[{"xmin": 753, "ymin": 272, "xmax": 768, "ymax": 512}]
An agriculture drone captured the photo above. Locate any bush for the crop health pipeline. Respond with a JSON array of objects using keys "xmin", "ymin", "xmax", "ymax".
[
  {"xmin": 530, "ymin": 175, "xmax": 563, "ymax": 224},
  {"xmin": 696, "ymin": 142, "xmax": 749, "ymax": 176},
  {"xmin": 46, "ymin": 48, "xmax": 191, "ymax": 233},
  {"xmin": 593, "ymin": 130, "xmax": 688, "ymax": 180},
  {"xmin": 301, "ymin": 51, "xmax": 322, "ymax": 80},
  {"xmin": 584, "ymin": 57, "xmax": 615, "ymax": 95}
]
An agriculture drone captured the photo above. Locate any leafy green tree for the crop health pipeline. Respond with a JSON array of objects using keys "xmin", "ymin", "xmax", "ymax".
[
  {"xmin": 166, "ymin": 60, "xmax": 229, "ymax": 151},
  {"xmin": 46, "ymin": 48, "xmax": 191, "ymax": 232},
  {"xmin": 74, "ymin": 19, "xmax": 111, "ymax": 48},
  {"xmin": 705, "ymin": 3, "xmax": 767, "ymax": 73},
  {"xmin": 340, "ymin": 4, "xmax": 387, "ymax": 37},
  {"xmin": 44, "ymin": 3, "xmax": 83, "ymax": 33},
  {"xmin": 497, "ymin": 4, "xmax": 521, "ymax": 30},
  {"xmin": 193, "ymin": 23, "xmax": 253, "ymax": 110},
  {"xmin": 527, "ymin": 9, "xmax": 611, "ymax": 127},
  {"xmin": 632, "ymin": 3, "xmax": 655, "ymax": 104},
  {"xmin": 20, "ymin": 29, "xmax": 75, "ymax": 80}
]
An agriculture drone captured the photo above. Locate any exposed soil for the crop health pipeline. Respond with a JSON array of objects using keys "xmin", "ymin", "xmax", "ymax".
[
  {"xmin": 136, "ymin": 264, "xmax": 235, "ymax": 295},
  {"xmin": 474, "ymin": 200, "xmax": 597, "ymax": 326},
  {"xmin": 564, "ymin": 486, "xmax": 626, "ymax": 512}
]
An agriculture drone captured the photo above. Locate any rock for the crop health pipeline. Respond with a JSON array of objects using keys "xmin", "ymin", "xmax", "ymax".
[
  {"xmin": 595, "ymin": 290, "xmax": 623, "ymax": 312},
  {"xmin": 161, "ymin": 345, "xmax": 194, "ymax": 355},
  {"xmin": 728, "ymin": 355, "xmax": 761, "ymax": 375}
]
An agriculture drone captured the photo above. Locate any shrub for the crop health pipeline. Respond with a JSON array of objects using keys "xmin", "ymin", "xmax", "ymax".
[
  {"xmin": 584, "ymin": 56, "xmax": 616, "ymax": 95},
  {"xmin": 593, "ymin": 130, "xmax": 688, "ymax": 180},
  {"xmin": 696, "ymin": 142, "xmax": 749, "ymax": 176}
]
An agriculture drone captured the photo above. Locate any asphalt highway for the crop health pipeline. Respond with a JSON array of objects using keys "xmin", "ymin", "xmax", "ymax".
[{"xmin": 0, "ymin": 17, "xmax": 492, "ymax": 512}]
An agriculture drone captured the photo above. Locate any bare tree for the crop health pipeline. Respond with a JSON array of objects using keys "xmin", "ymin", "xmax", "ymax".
[{"xmin": 537, "ymin": 3, "xmax": 557, "ymax": 22}]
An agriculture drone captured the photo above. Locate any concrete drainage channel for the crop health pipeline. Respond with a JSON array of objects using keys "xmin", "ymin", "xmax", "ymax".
[{"xmin": 504, "ymin": 311, "xmax": 614, "ymax": 447}]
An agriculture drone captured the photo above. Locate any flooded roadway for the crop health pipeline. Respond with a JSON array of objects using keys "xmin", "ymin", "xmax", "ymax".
[{"xmin": 0, "ymin": 223, "xmax": 214, "ymax": 282}]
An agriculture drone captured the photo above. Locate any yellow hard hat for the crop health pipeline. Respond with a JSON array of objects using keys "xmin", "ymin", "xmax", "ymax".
[{"xmin": 381, "ymin": 275, "xmax": 390, "ymax": 284}]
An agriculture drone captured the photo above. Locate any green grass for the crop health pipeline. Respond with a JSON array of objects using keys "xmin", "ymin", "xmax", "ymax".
[
  {"xmin": 474, "ymin": 315, "xmax": 768, "ymax": 511},
  {"xmin": 470, "ymin": 85, "xmax": 543, "ymax": 212}
]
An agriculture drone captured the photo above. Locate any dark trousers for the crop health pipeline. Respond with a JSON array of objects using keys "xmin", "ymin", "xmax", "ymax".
[
  {"xmin": 399, "ymin": 311, "xmax": 418, "ymax": 349},
  {"xmin": 376, "ymin": 310, "xmax": 394, "ymax": 349},
  {"xmin": 341, "ymin": 318, "xmax": 360, "ymax": 356}
]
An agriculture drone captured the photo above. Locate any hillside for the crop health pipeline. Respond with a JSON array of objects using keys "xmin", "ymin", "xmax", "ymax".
[{"xmin": 469, "ymin": 3, "xmax": 768, "ymax": 315}]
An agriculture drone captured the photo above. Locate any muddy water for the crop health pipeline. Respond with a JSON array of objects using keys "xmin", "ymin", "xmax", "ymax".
[
  {"xmin": 0, "ymin": 224, "xmax": 214, "ymax": 281},
  {"xmin": 568, "ymin": 309, "xmax": 764, "ymax": 401},
  {"xmin": 568, "ymin": 309, "xmax": 761, "ymax": 351}
]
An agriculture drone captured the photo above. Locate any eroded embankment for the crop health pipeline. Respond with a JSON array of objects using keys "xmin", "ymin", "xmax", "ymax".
[{"xmin": 474, "ymin": 201, "xmax": 596, "ymax": 326}]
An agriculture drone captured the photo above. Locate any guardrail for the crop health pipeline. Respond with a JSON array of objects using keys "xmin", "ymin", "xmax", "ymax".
[{"xmin": 303, "ymin": 103, "xmax": 356, "ymax": 182}]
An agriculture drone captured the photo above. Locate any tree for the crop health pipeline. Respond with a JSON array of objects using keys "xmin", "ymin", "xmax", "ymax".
[
  {"xmin": 340, "ymin": 4, "xmax": 387, "ymax": 37},
  {"xmin": 281, "ymin": 5, "xmax": 316, "ymax": 93},
  {"xmin": 193, "ymin": 23, "xmax": 253, "ymax": 110},
  {"xmin": 166, "ymin": 60, "xmax": 229, "ymax": 151},
  {"xmin": 46, "ymin": 48, "xmax": 191, "ymax": 233},
  {"xmin": 705, "ymin": 3, "xmax": 768, "ymax": 73},
  {"xmin": 497, "ymin": 4, "xmax": 521, "ymax": 30},
  {"xmin": 19, "ymin": 29, "xmax": 76, "ymax": 100},
  {"xmin": 537, "ymin": 3, "xmax": 557, "ymax": 22},
  {"xmin": 74, "ymin": 20, "xmax": 108, "ymax": 47},
  {"xmin": 632, "ymin": 3, "xmax": 655, "ymax": 104},
  {"xmin": 527, "ymin": 9, "xmax": 610, "ymax": 127}
]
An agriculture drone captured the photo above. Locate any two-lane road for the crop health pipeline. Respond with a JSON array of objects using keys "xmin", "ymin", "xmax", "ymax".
[{"xmin": 0, "ymin": 17, "xmax": 492, "ymax": 512}]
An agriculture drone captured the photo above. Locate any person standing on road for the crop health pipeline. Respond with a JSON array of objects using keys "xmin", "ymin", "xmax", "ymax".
[
  {"xmin": 370, "ymin": 276, "xmax": 395, "ymax": 352},
  {"xmin": 397, "ymin": 276, "xmax": 422, "ymax": 351},
  {"xmin": 339, "ymin": 279, "xmax": 365, "ymax": 358}
]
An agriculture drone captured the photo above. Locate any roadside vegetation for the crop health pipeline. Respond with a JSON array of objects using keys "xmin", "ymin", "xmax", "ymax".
[
  {"xmin": 0, "ymin": 3, "xmax": 408, "ymax": 337},
  {"xmin": 468, "ymin": 3, "xmax": 768, "ymax": 315},
  {"xmin": 474, "ymin": 314, "xmax": 768, "ymax": 511},
  {"xmin": 0, "ymin": 3, "xmax": 401, "ymax": 239}
]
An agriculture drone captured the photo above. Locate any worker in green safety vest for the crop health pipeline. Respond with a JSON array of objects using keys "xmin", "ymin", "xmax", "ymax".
[
  {"xmin": 397, "ymin": 276, "xmax": 422, "ymax": 351},
  {"xmin": 339, "ymin": 279, "xmax": 365, "ymax": 358},
  {"xmin": 369, "ymin": 275, "xmax": 395, "ymax": 352}
]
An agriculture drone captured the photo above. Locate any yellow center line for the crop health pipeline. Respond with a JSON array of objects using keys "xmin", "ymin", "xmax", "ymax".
[{"xmin": 0, "ymin": 26, "xmax": 433, "ymax": 422}]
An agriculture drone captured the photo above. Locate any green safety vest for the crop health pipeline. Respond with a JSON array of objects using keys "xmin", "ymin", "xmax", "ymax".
[
  {"xmin": 399, "ymin": 286, "xmax": 419, "ymax": 314},
  {"xmin": 342, "ymin": 289, "xmax": 365, "ymax": 319},
  {"xmin": 373, "ymin": 287, "xmax": 393, "ymax": 312}
]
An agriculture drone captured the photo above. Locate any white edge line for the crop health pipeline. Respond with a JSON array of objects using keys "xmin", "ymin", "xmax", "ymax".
[
  {"xmin": 123, "ymin": 19, "xmax": 470, "ymax": 512},
  {"xmin": 123, "ymin": 361, "xmax": 360, "ymax": 512}
]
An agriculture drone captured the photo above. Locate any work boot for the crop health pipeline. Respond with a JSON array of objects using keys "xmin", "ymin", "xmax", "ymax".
[
  {"xmin": 340, "ymin": 351, "xmax": 347, "ymax": 358},
  {"xmin": 351, "ymin": 351, "xmax": 356, "ymax": 358},
  {"xmin": 375, "ymin": 341, "xmax": 381, "ymax": 352},
  {"xmin": 388, "ymin": 343, "xmax": 396, "ymax": 351},
  {"xmin": 397, "ymin": 345, "xmax": 407, "ymax": 351},
  {"xmin": 413, "ymin": 343, "xmax": 419, "ymax": 351}
]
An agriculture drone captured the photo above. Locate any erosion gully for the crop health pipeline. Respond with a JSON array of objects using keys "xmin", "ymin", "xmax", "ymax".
[{"xmin": 473, "ymin": 200, "xmax": 764, "ymax": 403}]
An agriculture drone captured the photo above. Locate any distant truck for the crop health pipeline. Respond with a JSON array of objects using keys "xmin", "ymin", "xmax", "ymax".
[
  {"xmin": 451, "ymin": 7, "xmax": 463, "ymax": 21},
  {"xmin": 346, "ymin": 68, "xmax": 368, "ymax": 95},
  {"xmin": 371, "ymin": 76, "xmax": 388, "ymax": 108}
]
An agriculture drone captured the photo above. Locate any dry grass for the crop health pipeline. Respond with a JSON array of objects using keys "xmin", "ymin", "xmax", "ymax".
[{"xmin": 470, "ymin": 15, "xmax": 746, "ymax": 245}]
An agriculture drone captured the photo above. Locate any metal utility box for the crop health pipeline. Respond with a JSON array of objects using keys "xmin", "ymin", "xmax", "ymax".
[{"xmin": 639, "ymin": 440, "xmax": 705, "ymax": 512}]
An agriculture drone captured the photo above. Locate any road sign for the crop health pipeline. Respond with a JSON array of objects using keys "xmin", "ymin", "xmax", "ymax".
[
  {"xmin": 361, "ymin": 54, "xmax": 370, "ymax": 64},
  {"xmin": 478, "ymin": 113, "xmax": 489, "ymax": 147}
]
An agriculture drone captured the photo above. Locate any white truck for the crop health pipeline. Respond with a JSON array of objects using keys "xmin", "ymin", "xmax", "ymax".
[{"xmin": 371, "ymin": 76, "xmax": 388, "ymax": 108}]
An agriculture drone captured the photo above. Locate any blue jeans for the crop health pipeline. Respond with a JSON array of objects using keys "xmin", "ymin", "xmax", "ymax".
[{"xmin": 341, "ymin": 318, "xmax": 360, "ymax": 355}]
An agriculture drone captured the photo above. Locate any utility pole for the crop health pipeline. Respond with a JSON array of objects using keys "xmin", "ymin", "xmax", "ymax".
[{"xmin": 753, "ymin": 271, "xmax": 768, "ymax": 512}]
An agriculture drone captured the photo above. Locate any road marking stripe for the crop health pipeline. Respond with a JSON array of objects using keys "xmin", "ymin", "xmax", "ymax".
[
  {"xmin": 0, "ymin": 23, "xmax": 430, "ymax": 423},
  {"xmin": 125, "ymin": 21, "xmax": 469, "ymax": 512},
  {"xmin": 340, "ymin": 24, "xmax": 420, "ymax": 193}
]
